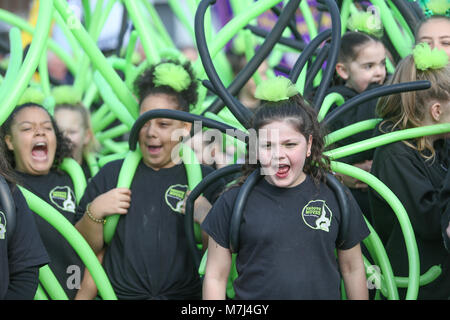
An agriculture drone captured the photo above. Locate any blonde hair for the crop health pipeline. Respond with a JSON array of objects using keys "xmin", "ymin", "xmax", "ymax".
[
  {"xmin": 54, "ymin": 103, "xmax": 101, "ymax": 155},
  {"xmin": 376, "ymin": 55, "xmax": 450, "ymax": 159}
]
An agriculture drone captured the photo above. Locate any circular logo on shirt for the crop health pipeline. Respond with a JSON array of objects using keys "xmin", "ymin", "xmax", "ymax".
[
  {"xmin": 165, "ymin": 184, "xmax": 188, "ymax": 213},
  {"xmin": 0, "ymin": 211, "xmax": 6, "ymax": 240},
  {"xmin": 301, "ymin": 200, "xmax": 332, "ymax": 232},
  {"xmin": 49, "ymin": 186, "xmax": 76, "ymax": 213}
]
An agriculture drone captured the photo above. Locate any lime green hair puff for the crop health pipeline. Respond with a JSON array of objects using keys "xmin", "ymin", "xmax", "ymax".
[
  {"xmin": 18, "ymin": 87, "xmax": 45, "ymax": 105},
  {"xmin": 347, "ymin": 10, "xmax": 384, "ymax": 38},
  {"xmin": 254, "ymin": 76, "xmax": 299, "ymax": 101},
  {"xmin": 52, "ymin": 85, "xmax": 83, "ymax": 105},
  {"xmin": 153, "ymin": 62, "xmax": 191, "ymax": 92},
  {"xmin": 424, "ymin": 0, "xmax": 450, "ymax": 16},
  {"xmin": 413, "ymin": 42, "xmax": 449, "ymax": 70}
]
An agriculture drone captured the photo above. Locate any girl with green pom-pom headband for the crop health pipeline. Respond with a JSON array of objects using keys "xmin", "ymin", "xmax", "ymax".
[
  {"xmin": 414, "ymin": 0, "xmax": 450, "ymax": 59},
  {"xmin": 202, "ymin": 76, "xmax": 370, "ymax": 300},
  {"xmin": 369, "ymin": 44, "xmax": 450, "ymax": 298}
]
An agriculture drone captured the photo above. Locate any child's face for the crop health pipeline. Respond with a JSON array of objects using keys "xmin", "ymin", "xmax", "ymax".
[
  {"xmin": 5, "ymin": 106, "xmax": 57, "ymax": 175},
  {"xmin": 138, "ymin": 93, "xmax": 191, "ymax": 170},
  {"xmin": 416, "ymin": 18, "xmax": 450, "ymax": 59},
  {"xmin": 258, "ymin": 120, "xmax": 312, "ymax": 188},
  {"xmin": 54, "ymin": 108, "xmax": 89, "ymax": 164},
  {"xmin": 339, "ymin": 41, "xmax": 386, "ymax": 93}
]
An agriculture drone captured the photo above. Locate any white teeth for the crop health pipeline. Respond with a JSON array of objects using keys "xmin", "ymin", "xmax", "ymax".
[{"xmin": 34, "ymin": 142, "xmax": 47, "ymax": 147}]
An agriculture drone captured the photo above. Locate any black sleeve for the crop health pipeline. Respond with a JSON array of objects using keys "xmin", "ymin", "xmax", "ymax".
[
  {"xmin": 5, "ymin": 266, "xmax": 39, "ymax": 300},
  {"xmin": 8, "ymin": 187, "xmax": 49, "ymax": 274},
  {"xmin": 374, "ymin": 152, "xmax": 450, "ymax": 240},
  {"xmin": 440, "ymin": 171, "xmax": 450, "ymax": 252},
  {"xmin": 336, "ymin": 188, "xmax": 370, "ymax": 250},
  {"xmin": 201, "ymin": 188, "xmax": 239, "ymax": 249}
]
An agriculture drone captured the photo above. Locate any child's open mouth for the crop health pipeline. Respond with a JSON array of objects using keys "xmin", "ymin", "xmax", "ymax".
[
  {"xmin": 147, "ymin": 145, "xmax": 162, "ymax": 155},
  {"xmin": 276, "ymin": 164, "xmax": 290, "ymax": 178},
  {"xmin": 31, "ymin": 142, "xmax": 48, "ymax": 161}
]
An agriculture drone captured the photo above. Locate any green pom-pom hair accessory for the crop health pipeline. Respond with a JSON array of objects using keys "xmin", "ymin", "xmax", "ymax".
[
  {"xmin": 52, "ymin": 85, "xmax": 83, "ymax": 105},
  {"xmin": 346, "ymin": 10, "xmax": 384, "ymax": 38},
  {"xmin": 153, "ymin": 62, "xmax": 192, "ymax": 92},
  {"xmin": 413, "ymin": 42, "xmax": 449, "ymax": 70},
  {"xmin": 254, "ymin": 76, "xmax": 299, "ymax": 102},
  {"xmin": 417, "ymin": 0, "xmax": 450, "ymax": 17},
  {"xmin": 18, "ymin": 86, "xmax": 45, "ymax": 105}
]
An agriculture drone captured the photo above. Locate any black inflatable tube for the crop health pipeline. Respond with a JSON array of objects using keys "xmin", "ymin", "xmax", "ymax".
[
  {"xmin": 288, "ymin": 29, "xmax": 332, "ymax": 83},
  {"xmin": 303, "ymin": 43, "xmax": 329, "ymax": 97},
  {"xmin": 322, "ymin": 80, "xmax": 431, "ymax": 127},
  {"xmin": 270, "ymin": 5, "xmax": 304, "ymax": 41},
  {"xmin": 128, "ymin": 109, "xmax": 249, "ymax": 151},
  {"xmin": 324, "ymin": 173, "xmax": 350, "ymax": 248},
  {"xmin": 245, "ymin": 24, "xmax": 309, "ymax": 52},
  {"xmin": 229, "ymin": 168, "xmax": 262, "ymax": 253},
  {"xmin": 0, "ymin": 176, "xmax": 16, "ymax": 241},
  {"xmin": 200, "ymin": 0, "xmax": 302, "ymax": 122},
  {"xmin": 184, "ymin": 164, "xmax": 243, "ymax": 268},
  {"xmin": 311, "ymin": 0, "xmax": 341, "ymax": 110},
  {"xmin": 195, "ymin": 0, "xmax": 253, "ymax": 128}
]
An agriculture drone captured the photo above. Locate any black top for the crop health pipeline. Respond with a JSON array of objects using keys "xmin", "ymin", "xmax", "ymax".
[
  {"xmin": 0, "ymin": 184, "xmax": 49, "ymax": 300},
  {"xmin": 16, "ymin": 170, "xmax": 84, "ymax": 300},
  {"xmin": 202, "ymin": 175, "xmax": 370, "ymax": 300},
  {"xmin": 325, "ymin": 84, "xmax": 380, "ymax": 164},
  {"xmin": 369, "ymin": 124, "xmax": 450, "ymax": 299},
  {"xmin": 77, "ymin": 160, "xmax": 224, "ymax": 300}
]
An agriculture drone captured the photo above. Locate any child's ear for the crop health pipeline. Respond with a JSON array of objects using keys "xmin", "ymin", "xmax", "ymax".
[
  {"xmin": 4, "ymin": 135, "xmax": 14, "ymax": 151},
  {"xmin": 335, "ymin": 62, "xmax": 349, "ymax": 80},
  {"xmin": 430, "ymin": 102, "xmax": 442, "ymax": 122},
  {"xmin": 183, "ymin": 121, "xmax": 192, "ymax": 133}
]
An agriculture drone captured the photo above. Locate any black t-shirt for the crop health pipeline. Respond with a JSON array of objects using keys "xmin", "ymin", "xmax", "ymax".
[
  {"xmin": 0, "ymin": 184, "xmax": 49, "ymax": 300},
  {"xmin": 201, "ymin": 175, "xmax": 370, "ymax": 300},
  {"xmin": 16, "ymin": 170, "xmax": 84, "ymax": 300},
  {"xmin": 77, "ymin": 160, "xmax": 224, "ymax": 300},
  {"xmin": 369, "ymin": 126, "xmax": 450, "ymax": 299}
]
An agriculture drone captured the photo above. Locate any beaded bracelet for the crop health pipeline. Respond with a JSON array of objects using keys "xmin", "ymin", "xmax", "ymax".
[{"xmin": 86, "ymin": 202, "xmax": 106, "ymax": 225}]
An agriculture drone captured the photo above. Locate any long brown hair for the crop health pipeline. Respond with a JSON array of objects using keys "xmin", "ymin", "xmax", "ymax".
[{"xmin": 376, "ymin": 55, "xmax": 450, "ymax": 159}]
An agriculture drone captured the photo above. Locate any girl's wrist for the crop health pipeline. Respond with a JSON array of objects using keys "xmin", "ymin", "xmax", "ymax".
[{"xmin": 85, "ymin": 202, "xmax": 106, "ymax": 225}]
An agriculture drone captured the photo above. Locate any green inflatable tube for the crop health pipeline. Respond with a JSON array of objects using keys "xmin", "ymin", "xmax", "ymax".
[
  {"xmin": 325, "ymin": 123, "xmax": 450, "ymax": 160},
  {"xmin": 317, "ymin": 92, "xmax": 345, "ymax": 122},
  {"xmin": 330, "ymin": 161, "xmax": 419, "ymax": 300},
  {"xmin": 38, "ymin": 264, "xmax": 68, "ymax": 300},
  {"xmin": 54, "ymin": 0, "xmax": 139, "ymax": 120},
  {"xmin": 19, "ymin": 186, "xmax": 117, "ymax": 300},
  {"xmin": 0, "ymin": 1, "xmax": 53, "ymax": 128},
  {"xmin": 59, "ymin": 158, "xmax": 87, "ymax": 204},
  {"xmin": 0, "ymin": 27, "xmax": 22, "ymax": 126}
]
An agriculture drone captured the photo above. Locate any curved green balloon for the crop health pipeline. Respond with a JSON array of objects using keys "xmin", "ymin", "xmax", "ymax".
[
  {"xmin": 0, "ymin": 27, "xmax": 23, "ymax": 126},
  {"xmin": 104, "ymin": 149, "xmax": 142, "ymax": 245},
  {"xmin": 54, "ymin": 0, "xmax": 139, "ymax": 120},
  {"xmin": 0, "ymin": 0, "xmax": 53, "ymax": 127},
  {"xmin": 331, "ymin": 161, "xmax": 419, "ymax": 300},
  {"xmin": 325, "ymin": 118, "xmax": 381, "ymax": 147},
  {"xmin": 362, "ymin": 216, "xmax": 399, "ymax": 299},
  {"xmin": 38, "ymin": 264, "xmax": 68, "ymax": 300},
  {"xmin": 59, "ymin": 158, "xmax": 87, "ymax": 204},
  {"xmin": 325, "ymin": 123, "xmax": 450, "ymax": 160},
  {"xmin": 317, "ymin": 92, "xmax": 345, "ymax": 122},
  {"xmin": 19, "ymin": 186, "xmax": 117, "ymax": 300},
  {"xmin": 34, "ymin": 284, "xmax": 49, "ymax": 300}
]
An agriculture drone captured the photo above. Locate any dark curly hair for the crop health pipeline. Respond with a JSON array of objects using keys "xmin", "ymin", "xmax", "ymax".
[
  {"xmin": 0, "ymin": 103, "xmax": 73, "ymax": 173},
  {"xmin": 239, "ymin": 94, "xmax": 330, "ymax": 187},
  {"xmin": 133, "ymin": 59, "xmax": 198, "ymax": 112}
]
